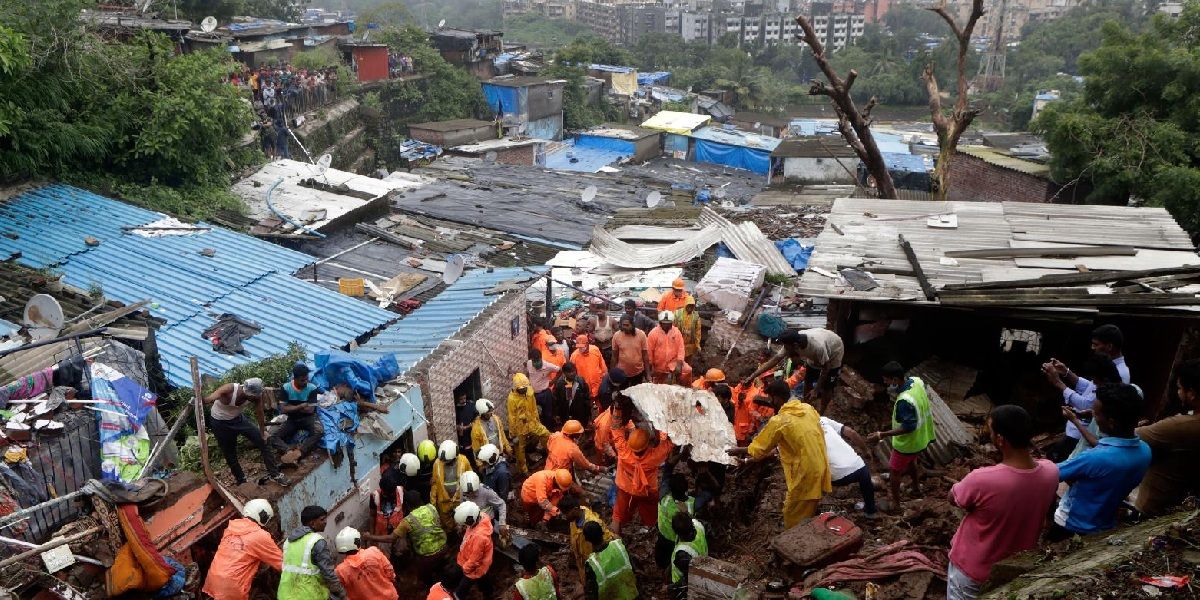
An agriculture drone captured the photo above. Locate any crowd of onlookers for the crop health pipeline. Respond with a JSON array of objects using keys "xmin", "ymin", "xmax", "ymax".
[
  {"xmin": 229, "ymin": 64, "xmax": 341, "ymax": 121},
  {"xmin": 387, "ymin": 52, "xmax": 415, "ymax": 78}
]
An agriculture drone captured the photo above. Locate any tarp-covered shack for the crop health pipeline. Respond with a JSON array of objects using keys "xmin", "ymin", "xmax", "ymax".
[{"xmin": 689, "ymin": 126, "xmax": 781, "ymax": 175}]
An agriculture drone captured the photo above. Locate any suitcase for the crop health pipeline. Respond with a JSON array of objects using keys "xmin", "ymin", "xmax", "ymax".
[{"xmin": 770, "ymin": 512, "xmax": 863, "ymax": 568}]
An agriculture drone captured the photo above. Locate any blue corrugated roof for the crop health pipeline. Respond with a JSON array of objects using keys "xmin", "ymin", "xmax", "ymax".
[
  {"xmin": 0, "ymin": 184, "xmax": 395, "ymax": 386},
  {"xmin": 0, "ymin": 318, "xmax": 17, "ymax": 339},
  {"xmin": 353, "ymin": 267, "xmax": 544, "ymax": 373},
  {"xmin": 882, "ymin": 152, "xmax": 933, "ymax": 173},
  {"xmin": 689, "ymin": 126, "xmax": 781, "ymax": 151},
  {"xmin": 544, "ymin": 140, "xmax": 629, "ymax": 173}
]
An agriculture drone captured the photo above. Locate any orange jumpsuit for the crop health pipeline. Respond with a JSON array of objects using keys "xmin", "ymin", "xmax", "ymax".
[
  {"xmin": 521, "ymin": 469, "xmax": 566, "ymax": 522},
  {"xmin": 335, "ymin": 546, "xmax": 398, "ymax": 600},
  {"xmin": 570, "ymin": 347, "xmax": 608, "ymax": 399},
  {"xmin": 657, "ymin": 291, "xmax": 693, "ymax": 313},
  {"xmin": 546, "ymin": 432, "xmax": 598, "ymax": 471},
  {"xmin": 646, "ymin": 326, "xmax": 692, "ymax": 383},
  {"xmin": 611, "ymin": 429, "xmax": 675, "ymax": 526},
  {"xmin": 201, "ymin": 518, "xmax": 283, "ymax": 600}
]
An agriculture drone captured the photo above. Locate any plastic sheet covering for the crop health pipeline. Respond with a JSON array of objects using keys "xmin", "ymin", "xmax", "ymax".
[
  {"xmin": 637, "ymin": 71, "xmax": 671, "ymax": 85},
  {"xmin": 482, "ymin": 84, "xmax": 522, "ymax": 120},
  {"xmin": 622, "ymin": 383, "xmax": 736, "ymax": 464},
  {"xmin": 576, "ymin": 135, "xmax": 636, "ymax": 154},
  {"xmin": 695, "ymin": 139, "xmax": 772, "ymax": 174},
  {"xmin": 312, "ymin": 349, "xmax": 400, "ymax": 402},
  {"xmin": 641, "ymin": 111, "xmax": 711, "ymax": 135}
]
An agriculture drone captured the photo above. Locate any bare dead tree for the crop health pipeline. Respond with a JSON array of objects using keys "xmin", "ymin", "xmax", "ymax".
[
  {"xmin": 925, "ymin": 0, "xmax": 985, "ymax": 200},
  {"xmin": 794, "ymin": 15, "xmax": 897, "ymax": 199}
]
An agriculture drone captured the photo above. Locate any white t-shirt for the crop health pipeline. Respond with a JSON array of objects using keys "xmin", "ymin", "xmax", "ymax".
[
  {"xmin": 795, "ymin": 328, "xmax": 844, "ymax": 369},
  {"xmin": 820, "ymin": 416, "xmax": 866, "ymax": 480}
]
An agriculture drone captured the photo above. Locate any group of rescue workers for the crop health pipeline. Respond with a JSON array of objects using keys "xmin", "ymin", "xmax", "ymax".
[{"xmin": 198, "ymin": 278, "xmax": 945, "ymax": 600}]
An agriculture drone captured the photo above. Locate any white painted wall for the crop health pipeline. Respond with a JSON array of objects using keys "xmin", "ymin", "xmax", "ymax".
[{"xmin": 782, "ymin": 156, "xmax": 859, "ymax": 184}]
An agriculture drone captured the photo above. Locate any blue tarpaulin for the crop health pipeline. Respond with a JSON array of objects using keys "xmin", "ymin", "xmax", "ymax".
[
  {"xmin": 482, "ymin": 83, "xmax": 522, "ymax": 118},
  {"xmin": 637, "ymin": 71, "xmax": 671, "ymax": 85},
  {"xmin": 694, "ymin": 139, "xmax": 773, "ymax": 174},
  {"xmin": 576, "ymin": 134, "xmax": 636, "ymax": 154},
  {"xmin": 312, "ymin": 350, "xmax": 399, "ymax": 402},
  {"xmin": 774, "ymin": 239, "xmax": 814, "ymax": 272},
  {"xmin": 588, "ymin": 63, "xmax": 635, "ymax": 73}
]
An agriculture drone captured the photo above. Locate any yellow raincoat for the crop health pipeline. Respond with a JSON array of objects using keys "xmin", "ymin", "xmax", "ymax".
[
  {"xmin": 747, "ymin": 400, "xmax": 831, "ymax": 528},
  {"xmin": 674, "ymin": 303, "xmax": 702, "ymax": 359},
  {"xmin": 430, "ymin": 454, "xmax": 474, "ymax": 530},
  {"xmin": 507, "ymin": 373, "xmax": 549, "ymax": 474},
  {"xmin": 470, "ymin": 413, "xmax": 512, "ymax": 462},
  {"xmin": 569, "ymin": 506, "xmax": 616, "ymax": 585}
]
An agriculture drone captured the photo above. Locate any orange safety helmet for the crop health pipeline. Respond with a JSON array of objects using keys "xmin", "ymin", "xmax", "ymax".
[
  {"xmin": 554, "ymin": 469, "xmax": 574, "ymax": 488},
  {"xmin": 671, "ymin": 278, "xmax": 686, "ymax": 290},
  {"xmin": 704, "ymin": 368, "xmax": 726, "ymax": 383},
  {"xmin": 627, "ymin": 428, "xmax": 651, "ymax": 452},
  {"xmin": 562, "ymin": 420, "xmax": 584, "ymax": 435}
]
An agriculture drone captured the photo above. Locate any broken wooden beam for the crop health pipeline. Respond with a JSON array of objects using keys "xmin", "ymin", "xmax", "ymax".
[
  {"xmin": 943, "ymin": 246, "xmax": 1138, "ymax": 259},
  {"xmin": 355, "ymin": 222, "xmax": 418, "ymax": 249},
  {"xmin": 941, "ymin": 265, "xmax": 1200, "ymax": 291},
  {"xmin": 898, "ymin": 234, "xmax": 937, "ymax": 301}
]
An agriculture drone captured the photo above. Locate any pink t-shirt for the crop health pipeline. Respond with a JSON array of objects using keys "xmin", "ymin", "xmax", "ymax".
[{"xmin": 948, "ymin": 459, "xmax": 1059, "ymax": 583}]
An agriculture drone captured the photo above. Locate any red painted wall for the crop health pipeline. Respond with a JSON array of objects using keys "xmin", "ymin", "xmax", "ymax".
[{"xmin": 352, "ymin": 46, "xmax": 389, "ymax": 83}]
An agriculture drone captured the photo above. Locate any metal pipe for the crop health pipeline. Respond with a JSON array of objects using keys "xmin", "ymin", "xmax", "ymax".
[
  {"xmin": 265, "ymin": 178, "xmax": 326, "ymax": 239},
  {"xmin": 190, "ymin": 357, "xmax": 242, "ymax": 511},
  {"xmin": 519, "ymin": 267, "xmax": 623, "ymax": 310},
  {"xmin": 0, "ymin": 328, "xmax": 106, "ymax": 358},
  {"xmin": 135, "ymin": 400, "xmax": 192, "ymax": 480},
  {"xmin": 0, "ymin": 488, "xmax": 92, "ymax": 530},
  {"xmin": 0, "ymin": 535, "xmax": 103, "ymax": 566},
  {"xmin": 0, "ymin": 527, "xmax": 102, "ymax": 569}
]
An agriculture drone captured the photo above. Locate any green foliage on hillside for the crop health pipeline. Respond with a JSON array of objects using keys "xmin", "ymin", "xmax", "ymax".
[{"xmin": 501, "ymin": 14, "xmax": 597, "ymax": 48}]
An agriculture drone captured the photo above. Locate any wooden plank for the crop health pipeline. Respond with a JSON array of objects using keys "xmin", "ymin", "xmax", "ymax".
[
  {"xmin": 944, "ymin": 246, "xmax": 1137, "ymax": 259},
  {"xmin": 899, "ymin": 234, "xmax": 937, "ymax": 300},
  {"xmin": 941, "ymin": 265, "xmax": 1200, "ymax": 291}
]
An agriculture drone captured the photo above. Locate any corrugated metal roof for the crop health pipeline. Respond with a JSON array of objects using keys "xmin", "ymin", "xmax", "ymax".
[
  {"xmin": 958, "ymin": 145, "xmax": 1050, "ymax": 177},
  {"xmin": 689, "ymin": 126, "xmax": 781, "ymax": 151},
  {"xmin": 352, "ymin": 267, "xmax": 544, "ymax": 373},
  {"xmin": 641, "ymin": 111, "xmax": 711, "ymax": 135},
  {"xmin": 0, "ymin": 184, "xmax": 395, "ymax": 386}
]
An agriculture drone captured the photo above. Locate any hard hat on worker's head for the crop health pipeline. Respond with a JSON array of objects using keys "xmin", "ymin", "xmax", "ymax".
[
  {"xmin": 243, "ymin": 498, "xmax": 274, "ymax": 526},
  {"xmin": 705, "ymin": 368, "xmax": 726, "ymax": 383},
  {"xmin": 628, "ymin": 428, "xmax": 651, "ymax": 453},
  {"xmin": 562, "ymin": 419, "xmax": 584, "ymax": 435},
  {"xmin": 554, "ymin": 469, "xmax": 573, "ymax": 489},
  {"xmin": 672, "ymin": 278, "xmax": 686, "ymax": 290},
  {"xmin": 478, "ymin": 443, "xmax": 500, "ymax": 465},
  {"xmin": 658, "ymin": 310, "xmax": 674, "ymax": 323},
  {"xmin": 335, "ymin": 526, "xmax": 362, "ymax": 553},
  {"xmin": 454, "ymin": 501, "xmax": 482, "ymax": 526},
  {"xmin": 398, "ymin": 453, "xmax": 421, "ymax": 476},
  {"xmin": 460, "ymin": 471, "xmax": 482, "ymax": 494},
  {"xmin": 438, "ymin": 440, "xmax": 458, "ymax": 461},
  {"xmin": 417, "ymin": 440, "xmax": 437, "ymax": 463},
  {"xmin": 475, "ymin": 398, "xmax": 494, "ymax": 416}
]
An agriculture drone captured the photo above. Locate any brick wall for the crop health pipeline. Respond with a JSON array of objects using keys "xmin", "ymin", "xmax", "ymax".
[
  {"xmin": 495, "ymin": 144, "xmax": 536, "ymax": 166},
  {"xmin": 946, "ymin": 152, "xmax": 1054, "ymax": 203},
  {"xmin": 413, "ymin": 291, "xmax": 528, "ymax": 442}
]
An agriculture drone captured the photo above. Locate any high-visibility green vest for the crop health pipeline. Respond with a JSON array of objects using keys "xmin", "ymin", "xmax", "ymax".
[
  {"xmin": 656, "ymin": 495, "xmax": 696, "ymax": 541},
  {"xmin": 670, "ymin": 520, "xmax": 708, "ymax": 584},
  {"xmin": 279, "ymin": 532, "xmax": 328, "ymax": 600},
  {"xmin": 405, "ymin": 504, "xmax": 447, "ymax": 556},
  {"xmin": 891, "ymin": 377, "xmax": 936, "ymax": 454},
  {"xmin": 586, "ymin": 540, "xmax": 638, "ymax": 600},
  {"xmin": 515, "ymin": 566, "xmax": 558, "ymax": 600}
]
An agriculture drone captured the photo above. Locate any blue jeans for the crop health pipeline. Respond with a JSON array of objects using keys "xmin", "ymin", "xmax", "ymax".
[
  {"xmin": 483, "ymin": 460, "xmax": 511, "ymax": 499},
  {"xmin": 832, "ymin": 465, "xmax": 877, "ymax": 515}
]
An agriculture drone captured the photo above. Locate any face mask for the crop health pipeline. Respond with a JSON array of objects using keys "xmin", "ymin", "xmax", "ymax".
[{"xmin": 887, "ymin": 384, "xmax": 899, "ymax": 395}]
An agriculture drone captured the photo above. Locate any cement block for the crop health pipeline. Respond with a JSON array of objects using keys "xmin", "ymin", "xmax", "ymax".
[
  {"xmin": 689, "ymin": 555, "xmax": 762, "ymax": 600},
  {"xmin": 695, "ymin": 257, "xmax": 766, "ymax": 314}
]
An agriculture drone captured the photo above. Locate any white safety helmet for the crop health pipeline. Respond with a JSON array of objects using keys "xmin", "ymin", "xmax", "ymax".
[
  {"xmin": 477, "ymin": 443, "xmax": 500, "ymax": 465},
  {"xmin": 658, "ymin": 310, "xmax": 674, "ymax": 322},
  {"xmin": 460, "ymin": 471, "xmax": 482, "ymax": 494},
  {"xmin": 475, "ymin": 399, "xmax": 494, "ymax": 416},
  {"xmin": 334, "ymin": 526, "xmax": 362, "ymax": 553},
  {"xmin": 438, "ymin": 440, "xmax": 458, "ymax": 461},
  {"xmin": 454, "ymin": 500, "xmax": 481, "ymax": 526},
  {"xmin": 243, "ymin": 498, "xmax": 274, "ymax": 526},
  {"xmin": 398, "ymin": 452, "xmax": 421, "ymax": 476}
]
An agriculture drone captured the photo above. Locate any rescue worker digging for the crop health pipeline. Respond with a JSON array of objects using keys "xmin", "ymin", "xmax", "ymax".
[
  {"xmin": 333, "ymin": 527, "xmax": 398, "ymax": 600},
  {"xmin": 514, "ymin": 541, "xmax": 561, "ymax": 599},
  {"xmin": 729, "ymin": 380, "xmax": 831, "ymax": 528},
  {"xmin": 279, "ymin": 505, "xmax": 347, "ymax": 600},
  {"xmin": 546, "ymin": 419, "xmax": 604, "ymax": 477},
  {"xmin": 522, "ymin": 468, "xmax": 576, "ymax": 525},
  {"xmin": 562, "ymin": 494, "xmax": 617, "ymax": 586},
  {"xmin": 202, "ymin": 499, "xmax": 282, "ymax": 600},
  {"xmin": 363, "ymin": 491, "xmax": 448, "ymax": 586}
]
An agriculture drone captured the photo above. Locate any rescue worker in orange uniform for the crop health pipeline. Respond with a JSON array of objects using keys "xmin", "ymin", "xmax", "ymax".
[
  {"xmin": 508, "ymin": 372, "xmax": 551, "ymax": 475},
  {"xmin": 454, "ymin": 501, "xmax": 495, "ymax": 599},
  {"xmin": 647, "ymin": 311, "xmax": 692, "ymax": 385},
  {"xmin": 547, "ymin": 420, "xmax": 605, "ymax": 475},
  {"xmin": 333, "ymin": 527, "xmax": 398, "ymax": 600},
  {"xmin": 657, "ymin": 278, "xmax": 693, "ymax": 313},
  {"xmin": 427, "ymin": 566, "xmax": 462, "ymax": 600},
  {"xmin": 521, "ymin": 468, "xmax": 575, "ymax": 524},
  {"xmin": 571, "ymin": 335, "xmax": 609, "ymax": 402},
  {"xmin": 610, "ymin": 424, "xmax": 675, "ymax": 535},
  {"xmin": 202, "ymin": 499, "xmax": 282, "ymax": 600},
  {"xmin": 692, "ymin": 368, "xmax": 726, "ymax": 391}
]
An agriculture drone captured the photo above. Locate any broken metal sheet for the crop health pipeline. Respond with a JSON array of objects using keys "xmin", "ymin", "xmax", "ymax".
[
  {"xmin": 623, "ymin": 383, "xmax": 737, "ymax": 464},
  {"xmin": 590, "ymin": 224, "xmax": 725, "ymax": 269},
  {"xmin": 697, "ymin": 208, "xmax": 796, "ymax": 276},
  {"xmin": 610, "ymin": 225, "xmax": 705, "ymax": 242}
]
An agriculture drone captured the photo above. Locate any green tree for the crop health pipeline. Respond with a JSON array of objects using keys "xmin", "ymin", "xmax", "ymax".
[
  {"xmin": 555, "ymin": 36, "xmax": 632, "ymax": 66},
  {"xmin": 1036, "ymin": 3, "xmax": 1200, "ymax": 231}
]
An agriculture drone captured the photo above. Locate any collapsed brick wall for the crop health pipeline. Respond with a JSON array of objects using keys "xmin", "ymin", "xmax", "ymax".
[
  {"xmin": 495, "ymin": 144, "xmax": 535, "ymax": 166},
  {"xmin": 946, "ymin": 152, "xmax": 1054, "ymax": 203},
  {"xmin": 416, "ymin": 291, "xmax": 528, "ymax": 442}
]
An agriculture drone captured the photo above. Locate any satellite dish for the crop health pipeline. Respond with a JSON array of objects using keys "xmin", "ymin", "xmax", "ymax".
[
  {"xmin": 753, "ymin": 121, "xmax": 761, "ymax": 130},
  {"xmin": 314, "ymin": 153, "xmax": 333, "ymax": 175},
  {"xmin": 646, "ymin": 190, "xmax": 662, "ymax": 208},
  {"xmin": 438, "ymin": 19, "xmax": 446, "ymax": 28},
  {"xmin": 581, "ymin": 185, "xmax": 598, "ymax": 204},
  {"xmin": 483, "ymin": 151, "xmax": 497, "ymax": 164},
  {"xmin": 23, "ymin": 294, "xmax": 65, "ymax": 342},
  {"xmin": 443, "ymin": 254, "xmax": 466, "ymax": 285},
  {"xmin": 201, "ymin": 16, "xmax": 218, "ymax": 33}
]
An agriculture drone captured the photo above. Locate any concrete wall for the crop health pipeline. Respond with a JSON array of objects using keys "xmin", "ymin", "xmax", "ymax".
[
  {"xmin": 946, "ymin": 152, "xmax": 1054, "ymax": 203},
  {"xmin": 633, "ymin": 134, "xmax": 663, "ymax": 163},
  {"xmin": 410, "ymin": 124, "xmax": 496, "ymax": 148},
  {"xmin": 526, "ymin": 82, "xmax": 565, "ymax": 121},
  {"xmin": 294, "ymin": 98, "xmax": 364, "ymax": 171},
  {"xmin": 526, "ymin": 114, "xmax": 563, "ymax": 141},
  {"xmin": 489, "ymin": 143, "xmax": 538, "ymax": 166},
  {"xmin": 414, "ymin": 291, "xmax": 529, "ymax": 442},
  {"xmin": 782, "ymin": 156, "xmax": 859, "ymax": 184}
]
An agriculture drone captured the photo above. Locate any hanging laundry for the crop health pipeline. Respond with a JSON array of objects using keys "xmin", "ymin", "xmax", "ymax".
[
  {"xmin": 201, "ymin": 313, "xmax": 263, "ymax": 355},
  {"xmin": 0, "ymin": 366, "xmax": 54, "ymax": 407}
]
